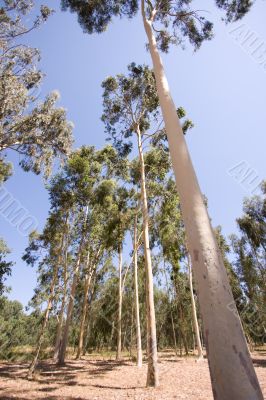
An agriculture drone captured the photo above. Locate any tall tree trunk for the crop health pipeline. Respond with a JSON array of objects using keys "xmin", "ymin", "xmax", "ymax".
[
  {"xmin": 162, "ymin": 262, "xmax": 178, "ymax": 357},
  {"xmin": 83, "ymin": 276, "xmax": 96, "ymax": 355},
  {"xmin": 57, "ymin": 249, "xmax": 82, "ymax": 365},
  {"xmin": 116, "ymin": 245, "xmax": 123, "ymax": 360},
  {"xmin": 188, "ymin": 255, "xmax": 203, "ymax": 360},
  {"xmin": 129, "ymin": 296, "xmax": 134, "ymax": 359},
  {"xmin": 54, "ymin": 230, "xmax": 69, "ymax": 360},
  {"xmin": 53, "ymin": 276, "xmax": 68, "ymax": 361},
  {"xmin": 133, "ymin": 214, "xmax": 143, "ymax": 367},
  {"xmin": 28, "ymin": 224, "xmax": 66, "ymax": 378},
  {"xmin": 28, "ymin": 261, "xmax": 59, "ymax": 379},
  {"xmin": 57, "ymin": 207, "xmax": 88, "ymax": 365},
  {"xmin": 141, "ymin": 2, "xmax": 263, "ymax": 398},
  {"xmin": 76, "ymin": 251, "xmax": 94, "ymax": 360},
  {"xmin": 136, "ymin": 127, "xmax": 158, "ymax": 387}
]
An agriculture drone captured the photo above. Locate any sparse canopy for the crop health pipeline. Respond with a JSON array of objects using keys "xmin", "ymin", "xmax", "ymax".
[
  {"xmin": 61, "ymin": 0, "xmax": 255, "ymax": 52},
  {"xmin": 0, "ymin": 0, "xmax": 73, "ymax": 179},
  {"xmin": 102, "ymin": 63, "xmax": 192, "ymax": 156}
]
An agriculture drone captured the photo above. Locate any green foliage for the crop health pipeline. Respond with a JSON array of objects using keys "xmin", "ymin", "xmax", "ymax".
[
  {"xmin": 62, "ymin": 0, "xmax": 255, "ymax": 53},
  {"xmin": 102, "ymin": 63, "xmax": 160, "ymax": 156},
  {"xmin": 215, "ymin": 0, "xmax": 254, "ymax": 22},
  {"xmin": 230, "ymin": 182, "xmax": 266, "ymax": 344},
  {"xmin": 61, "ymin": 0, "xmax": 138, "ymax": 34},
  {"xmin": 0, "ymin": 297, "xmax": 47, "ymax": 360},
  {"xmin": 0, "ymin": 0, "xmax": 73, "ymax": 179},
  {"xmin": 0, "ymin": 239, "xmax": 13, "ymax": 295}
]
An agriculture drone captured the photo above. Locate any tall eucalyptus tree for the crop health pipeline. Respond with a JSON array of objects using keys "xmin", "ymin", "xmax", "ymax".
[
  {"xmin": 102, "ymin": 64, "xmax": 162, "ymax": 385},
  {"xmin": 23, "ymin": 212, "xmax": 69, "ymax": 378},
  {"xmin": 0, "ymin": 1, "xmax": 73, "ymax": 179},
  {"xmin": 51, "ymin": 146, "xmax": 127, "ymax": 365},
  {"xmin": 61, "ymin": 1, "xmax": 262, "ymax": 397}
]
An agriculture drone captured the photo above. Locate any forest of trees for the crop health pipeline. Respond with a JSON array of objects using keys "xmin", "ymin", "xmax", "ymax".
[{"xmin": 0, "ymin": 1, "xmax": 265, "ymax": 400}]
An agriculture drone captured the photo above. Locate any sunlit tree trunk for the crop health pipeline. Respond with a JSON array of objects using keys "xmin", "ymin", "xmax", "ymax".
[
  {"xmin": 28, "ymin": 223, "xmax": 67, "ymax": 378},
  {"xmin": 54, "ymin": 230, "xmax": 69, "ymax": 361},
  {"xmin": 76, "ymin": 251, "xmax": 93, "ymax": 360},
  {"xmin": 116, "ymin": 245, "xmax": 123, "ymax": 360},
  {"xmin": 136, "ymin": 126, "xmax": 158, "ymax": 387},
  {"xmin": 83, "ymin": 274, "xmax": 96, "ymax": 355},
  {"xmin": 57, "ymin": 248, "xmax": 82, "ymax": 365},
  {"xmin": 188, "ymin": 255, "xmax": 203, "ymax": 360},
  {"xmin": 133, "ymin": 214, "xmax": 143, "ymax": 367},
  {"xmin": 129, "ymin": 298, "xmax": 134, "ymax": 359},
  {"xmin": 27, "ymin": 261, "xmax": 59, "ymax": 379},
  {"xmin": 57, "ymin": 207, "xmax": 88, "ymax": 365},
  {"xmin": 141, "ymin": 2, "xmax": 263, "ymax": 398}
]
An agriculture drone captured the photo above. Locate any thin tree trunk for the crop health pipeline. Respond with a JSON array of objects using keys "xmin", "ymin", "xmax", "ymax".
[
  {"xmin": 129, "ymin": 296, "xmax": 134, "ymax": 359},
  {"xmin": 116, "ymin": 245, "xmax": 123, "ymax": 360},
  {"xmin": 28, "ymin": 224, "xmax": 66, "ymax": 378},
  {"xmin": 162, "ymin": 262, "xmax": 178, "ymax": 357},
  {"xmin": 28, "ymin": 262, "xmax": 59, "ymax": 379},
  {"xmin": 54, "ymin": 228, "xmax": 69, "ymax": 361},
  {"xmin": 136, "ymin": 127, "xmax": 158, "ymax": 387},
  {"xmin": 76, "ymin": 251, "xmax": 94, "ymax": 360},
  {"xmin": 53, "ymin": 274, "xmax": 67, "ymax": 361},
  {"xmin": 170, "ymin": 308, "xmax": 178, "ymax": 357},
  {"xmin": 83, "ymin": 277, "xmax": 96, "ymax": 355},
  {"xmin": 191, "ymin": 321, "xmax": 196, "ymax": 354},
  {"xmin": 57, "ymin": 207, "xmax": 88, "ymax": 365},
  {"xmin": 57, "ymin": 250, "xmax": 82, "ymax": 365},
  {"xmin": 133, "ymin": 214, "xmax": 143, "ymax": 367},
  {"xmin": 141, "ymin": 2, "xmax": 263, "ymax": 398},
  {"xmin": 188, "ymin": 256, "xmax": 203, "ymax": 360}
]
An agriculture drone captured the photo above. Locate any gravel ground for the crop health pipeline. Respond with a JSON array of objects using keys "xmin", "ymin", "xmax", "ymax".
[{"xmin": 0, "ymin": 351, "xmax": 265, "ymax": 399}]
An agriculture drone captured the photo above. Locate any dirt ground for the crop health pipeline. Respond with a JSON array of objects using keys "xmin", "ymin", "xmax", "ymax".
[{"xmin": 0, "ymin": 351, "xmax": 265, "ymax": 400}]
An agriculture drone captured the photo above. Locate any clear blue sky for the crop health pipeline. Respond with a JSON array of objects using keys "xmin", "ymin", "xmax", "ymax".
[{"xmin": 3, "ymin": 1, "xmax": 266, "ymax": 306}]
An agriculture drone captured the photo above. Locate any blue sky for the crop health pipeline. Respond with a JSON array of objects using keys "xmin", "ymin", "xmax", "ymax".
[{"xmin": 2, "ymin": 0, "xmax": 266, "ymax": 306}]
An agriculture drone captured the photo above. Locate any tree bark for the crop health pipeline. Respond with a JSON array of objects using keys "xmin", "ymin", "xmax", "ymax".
[
  {"xmin": 116, "ymin": 245, "xmax": 123, "ymax": 360},
  {"xmin": 136, "ymin": 126, "xmax": 158, "ymax": 387},
  {"xmin": 57, "ymin": 207, "xmax": 88, "ymax": 365},
  {"xmin": 141, "ymin": 2, "xmax": 263, "ymax": 398},
  {"xmin": 27, "ymin": 223, "xmax": 67, "ymax": 378},
  {"xmin": 83, "ymin": 275, "xmax": 96, "ymax": 355},
  {"xmin": 28, "ymin": 261, "xmax": 59, "ymax": 379},
  {"xmin": 76, "ymin": 251, "xmax": 94, "ymax": 360},
  {"xmin": 57, "ymin": 249, "xmax": 82, "ymax": 365},
  {"xmin": 54, "ymin": 227, "xmax": 69, "ymax": 361},
  {"xmin": 133, "ymin": 214, "xmax": 143, "ymax": 367},
  {"xmin": 188, "ymin": 256, "xmax": 204, "ymax": 360}
]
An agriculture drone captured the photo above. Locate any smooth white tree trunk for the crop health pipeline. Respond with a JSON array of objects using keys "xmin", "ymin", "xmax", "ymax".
[
  {"xmin": 76, "ymin": 251, "xmax": 94, "ymax": 360},
  {"xmin": 141, "ymin": 3, "xmax": 263, "ymax": 398},
  {"xmin": 57, "ymin": 248, "xmax": 82, "ymax": 365},
  {"xmin": 133, "ymin": 215, "xmax": 143, "ymax": 367},
  {"xmin": 137, "ymin": 127, "xmax": 158, "ymax": 387},
  {"xmin": 54, "ymin": 233, "xmax": 69, "ymax": 361},
  {"xmin": 116, "ymin": 246, "xmax": 123, "ymax": 360},
  {"xmin": 57, "ymin": 207, "xmax": 88, "ymax": 365},
  {"xmin": 28, "ymin": 261, "xmax": 59, "ymax": 378},
  {"xmin": 188, "ymin": 256, "xmax": 203, "ymax": 360}
]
